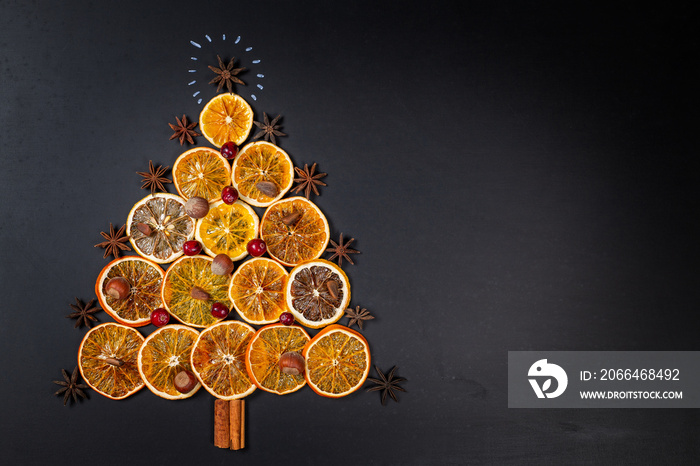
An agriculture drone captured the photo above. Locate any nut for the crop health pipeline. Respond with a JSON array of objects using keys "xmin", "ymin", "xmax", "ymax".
[
  {"xmin": 184, "ymin": 196, "xmax": 210, "ymax": 219},
  {"xmin": 136, "ymin": 222, "xmax": 153, "ymax": 236},
  {"xmin": 173, "ymin": 370, "xmax": 198, "ymax": 393},
  {"xmin": 326, "ymin": 280, "xmax": 339, "ymax": 300},
  {"xmin": 255, "ymin": 181, "xmax": 279, "ymax": 198},
  {"xmin": 278, "ymin": 351, "xmax": 305, "ymax": 376},
  {"xmin": 211, "ymin": 254, "xmax": 234, "ymax": 275},
  {"xmin": 281, "ymin": 211, "xmax": 301, "ymax": 226},
  {"xmin": 105, "ymin": 277, "xmax": 130, "ymax": 300},
  {"xmin": 190, "ymin": 286, "xmax": 210, "ymax": 301}
]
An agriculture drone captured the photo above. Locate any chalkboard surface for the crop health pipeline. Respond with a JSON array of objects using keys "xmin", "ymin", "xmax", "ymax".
[{"xmin": 1, "ymin": 1, "xmax": 698, "ymax": 464}]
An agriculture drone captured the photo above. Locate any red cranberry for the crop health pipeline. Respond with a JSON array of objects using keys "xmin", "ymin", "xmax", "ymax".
[
  {"xmin": 279, "ymin": 312, "xmax": 294, "ymax": 326},
  {"xmin": 211, "ymin": 302, "xmax": 229, "ymax": 319},
  {"xmin": 150, "ymin": 308, "xmax": 170, "ymax": 327},
  {"xmin": 183, "ymin": 240, "xmax": 202, "ymax": 256},
  {"xmin": 247, "ymin": 239, "xmax": 267, "ymax": 257},
  {"xmin": 221, "ymin": 186, "xmax": 239, "ymax": 205},
  {"xmin": 221, "ymin": 142, "xmax": 239, "ymax": 160}
]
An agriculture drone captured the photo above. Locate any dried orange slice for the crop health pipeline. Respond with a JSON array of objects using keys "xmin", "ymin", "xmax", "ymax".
[
  {"xmin": 137, "ymin": 325, "xmax": 201, "ymax": 399},
  {"xmin": 229, "ymin": 258, "xmax": 288, "ymax": 325},
  {"xmin": 190, "ymin": 321, "xmax": 256, "ymax": 400},
  {"xmin": 245, "ymin": 324, "xmax": 310, "ymax": 395},
  {"xmin": 285, "ymin": 259, "xmax": 350, "ymax": 328},
  {"xmin": 127, "ymin": 193, "xmax": 195, "ymax": 264},
  {"xmin": 194, "ymin": 200, "xmax": 259, "ymax": 260},
  {"xmin": 260, "ymin": 197, "xmax": 330, "ymax": 266},
  {"xmin": 303, "ymin": 325, "xmax": 370, "ymax": 398},
  {"xmin": 231, "ymin": 141, "xmax": 294, "ymax": 207},
  {"xmin": 199, "ymin": 93, "xmax": 254, "ymax": 147},
  {"xmin": 172, "ymin": 147, "xmax": 232, "ymax": 201},
  {"xmin": 95, "ymin": 256, "xmax": 164, "ymax": 327},
  {"xmin": 161, "ymin": 255, "xmax": 233, "ymax": 328},
  {"xmin": 78, "ymin": 323, "xmax": 145, "ymax": 400}
]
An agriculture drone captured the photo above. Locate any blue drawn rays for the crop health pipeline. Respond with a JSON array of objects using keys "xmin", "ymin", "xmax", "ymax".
[{"xmin": 187, "ymin": 34, "xmax": 264, "ymax": 105}]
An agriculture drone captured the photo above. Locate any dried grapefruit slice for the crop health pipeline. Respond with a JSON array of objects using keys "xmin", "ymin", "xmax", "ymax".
[
  {"xmin": 190, "ymin": 321, "xmax": 256, "ymax": 400},
  {"xmin": 78, "ymin": 323, "xmax": 145, "ymax": 400},
  {"xmin": 303, "ymin": 325, "xmax": 370, "ymax": 398},
  {"xmin": 285, "ymin": 259, "xmax": 350, "ymax": 328},
  {"xmin": 229, "ymin": 258, "xmax": 288, "ymax": 325},
  {"xmin": 95, "ymin": 256, "xmax": 164, "ymax": 327},
  {"xmin": 161, "ymin": 255, "xmax": 233, "ymax": 328},
  {"xmin": 126, "ymin": 193, "xmax": 195, "ymax": 264},
  {"xmin": 199, "ymin": 93, "xmax": 254, "ymax": 147},
  {"xmin": 260, "ymin": 197, "xmax": 330, "ymax": 266},
  {"xmin": 245, "ymin": 323, "xmax": 310, "ymax": 395},
  {"xmin": 231, "ymin": 141, "xmax": 294, "ymax": 207},
  {"xmin": 137, "ymin": 325, "xmax": 201, "ymax": 400},
  {"xmin": 172, "ymin": 147, "xmax": 232, "ymax": 201},
  {"xmin": 194, "ymin": 200, "xmax": 259, "ymax": 260}
]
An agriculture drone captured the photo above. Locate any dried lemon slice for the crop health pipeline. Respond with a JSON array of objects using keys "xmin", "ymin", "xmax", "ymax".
[
  {"xmin": 126, "ymin": 193, "xmax": 195, "ymax": 264},
  {"xmin": 194, "ymin": 200, "xmax": 259, "ymax": 260},
  {"xmin": 285, "ymin": 259, "xmax": 350, "ymax": 328}
]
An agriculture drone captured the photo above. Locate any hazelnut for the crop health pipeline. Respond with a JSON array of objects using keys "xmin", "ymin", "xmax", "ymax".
[
  {"xmin": 136, "ymin": 222, "xmax": 153, "ymax": 236},
  {"xmin": 278, "ymin": 351, "xmax": 305, "ymax": 376},
  {"xmin": 105, "ymin": 277, "xmax": 130, "ymax": 300},
  {"xmin": 190, "ymin": 286, "xmax": 210, "ymax": 301},
  {"xmin": 173, "ymin": 370, "xmax": 198, "ymax": 393},
  {"xmin": 185, "ymin": 196, "xmax": 210, "ymax": 219},
  {"xmin": 211, "ymin": 254, "xmax": 234, "ymax": 275}
]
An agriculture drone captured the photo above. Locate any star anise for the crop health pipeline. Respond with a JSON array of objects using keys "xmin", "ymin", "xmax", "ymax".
[
  {"xmin": 137, "ymin": 160, "xmax": 171, "ymax": 194},
  {"xmin": 208, "ymin": 55, "xmax": 246, "ymax": 93},
  {"xmin": 292, "ymin": 163, "xmax": 327, "ymax": 199},
  {"xmin": 53, "ymin": 367, "xmax": 89, "ymax": 405},
  {"xmin": 326, "ymin": 233, "xmax": 359, "ymax": 266},
  {"xmin": 94, "ymin": 223, "xmax": 131, "ymax": 259},
  {"xmin": 253, "ymin": 113, "xmax": 287, "ymax": 145},
  {"xmin": 66, "ymin": 298, "xmax": 101, "ymax": 329},
  {"xmin": 345, "ymin": 305, "xmax": 374, "ymax": 330},
  {"xmin": 169, "ymin": 114, "xmax": 200, "ymax": 145},
  {"xmin": 366, "ymin": 366, "xmax": 406, "ymax": 405}
]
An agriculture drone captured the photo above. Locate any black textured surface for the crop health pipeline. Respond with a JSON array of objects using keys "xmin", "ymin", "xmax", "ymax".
[{"xmin": 1, "ymin": 1, "xmax": 698, "ymax": 464}]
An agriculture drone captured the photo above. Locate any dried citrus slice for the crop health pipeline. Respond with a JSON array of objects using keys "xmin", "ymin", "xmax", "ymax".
[
  {"xmin": 95, "ymin": 256, "xmax": 165, "ymax": 327},
  {"xmin": 260, "ymin": 197, "xmax": 330, "ymax": 266},
  {"xmin": 199, "ymin": 93, "xmax": 254, "ymax": 147},
  {"xmin": 229, "ymin": 258, "xmax": 289, "ymax": 325},
  {"xmin": 172, "ymin": 147, "xmax": 232, "ymax": 201},
  {"xmin": 190, "ymin": 321, "xmax": 256, "ymax": 400},
  {"xmin": 245, "ymin": 324, "xmax": 310, "ymax": 395},
  {"xmin": 231, "ymin": 141, "xmax": 294, "ymax": 207},
  {"xmin": 303, "ymin": 325, "xmax": 370, "ymax": 398},
  {"xmin": 194, "ymin": 200, "xmax": 259, "ymax": 260},
  {"xmin": 78, "ymin": 323, "xmax": 145, "ymax": 400},
  {"xmin": 126, "ymin": 193, "xmax": 195, "ymax": 264},
  {"xmin": 285, "ymin": 259, "xmax": 350, "ymax": 328},
  {"xmin": 137, "ymin": 325, "xmax": 201, "ymax": 400},
  {"xmin": 161, "ymin": 255, "xmax": 233, "ymax": 328}
]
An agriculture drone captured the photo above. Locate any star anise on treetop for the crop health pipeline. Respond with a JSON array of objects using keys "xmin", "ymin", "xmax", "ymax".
[
  {"xmin": 345, "ymin": 305, "xmax": 374, "ymax": 330},
  {"xmin": 366, "ymin": 365, "xmax": 406, "ymax": 405},
  {"xmin": 326, "ymin": 233, "xmax": 360, "ymax": 266},
  {"xmin": 208, "ymin": 55, "xmax": 246, "ymax": 93},
  {"xmin": 168, "ymin": 114, "xmax": 200, "ymax": 145},
  {"xmin": 94, "ymin": 223, "xmax": 131, "ymax": 259},
  {"xmin": 137, "ymin": 160, "xmax": 171, "ymax": 194},
  {"xmin": 53, "ymin": 367, "xmax": 89, "ymax": 405},
  {"xmin": 253, "ymin": 112, "xmax": 287, "ymax": 145},
  {"xmin": 66, "ymin": 298, "xmax": 101, "ymax": 329},
  {"xmin": 292, "ymin": 163, "xmax": 327, "ymax": 199}
]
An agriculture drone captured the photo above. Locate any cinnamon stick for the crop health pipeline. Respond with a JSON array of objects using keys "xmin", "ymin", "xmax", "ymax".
[
  {"xmin": 214, "ymin": 399, "xmax": 230, "ymax": 448},
  {"xmin": 230, "ymin": 399, "xmax": 243, "ymax": 450},
  {"xmin": 240, "ymin": 400, "xmax": 245, "ymax": 449}
]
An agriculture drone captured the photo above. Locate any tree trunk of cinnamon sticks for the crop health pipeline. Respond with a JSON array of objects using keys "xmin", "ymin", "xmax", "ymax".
[{"xmin": 214, "ymin": 399, "xmax": 245, "ymax": 450}]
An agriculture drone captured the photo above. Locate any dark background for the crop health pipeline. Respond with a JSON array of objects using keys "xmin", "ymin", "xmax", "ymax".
[{"xmin": 1, "ymin": 1, "xmax": 698, "ymax": 464}]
